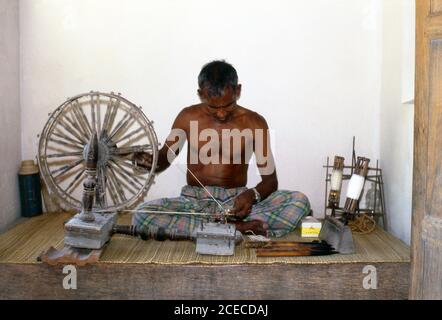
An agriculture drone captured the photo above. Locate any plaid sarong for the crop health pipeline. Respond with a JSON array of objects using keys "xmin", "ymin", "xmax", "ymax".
[{"xmin": 132, "ymin": 185, "xmax": 311, "ymax": 237}]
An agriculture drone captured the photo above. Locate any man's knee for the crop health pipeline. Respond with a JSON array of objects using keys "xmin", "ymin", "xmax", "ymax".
[
  {"xmin": 277, "ymin": 190, "xmax": 310, "ymax": 207},
  {"xmin": 292, "ymin": 191, "xmax": 310, "ymax": 206},
  {"xmin": 283, "ymin": 191, "xmax": 311, "ymax": 224}
]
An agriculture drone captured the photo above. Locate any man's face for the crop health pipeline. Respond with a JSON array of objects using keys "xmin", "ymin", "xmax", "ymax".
[{"xmin": 199, "ymin": 85, "xmax": 241, "ymax": 123}]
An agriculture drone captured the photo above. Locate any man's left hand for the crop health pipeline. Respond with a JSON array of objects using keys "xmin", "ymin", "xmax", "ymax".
[{"xmin": 233, "ymin": 189, "xmax": 256, "ymax": 220}]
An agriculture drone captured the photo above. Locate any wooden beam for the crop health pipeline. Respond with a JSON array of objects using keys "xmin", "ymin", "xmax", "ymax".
[{"xmin": 0, "ymin": 262, "xmax": 409, "ymax": 300}]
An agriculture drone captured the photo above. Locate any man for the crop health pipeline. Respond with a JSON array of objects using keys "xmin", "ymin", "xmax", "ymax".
[{"xmin": 132, "ymin": 60, "xmax": 310, "ymax": 237}]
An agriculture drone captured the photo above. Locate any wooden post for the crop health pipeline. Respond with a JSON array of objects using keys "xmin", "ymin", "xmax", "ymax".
[{"xmin": 411, "ymin": 0, "xmax": 442, "ymax": 299}]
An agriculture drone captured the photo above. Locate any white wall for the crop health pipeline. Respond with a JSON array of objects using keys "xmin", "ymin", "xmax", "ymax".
[
  {"xmin": 379, "ymin": 0, "xmax": 415, "ymax": 245},
  {"xmin": 20, "ymin": 0, "xmax": 383, "ymax": 218},
  {"xmin": 0, "ymin": 0, "xmax": 21, "ymax": 230}
]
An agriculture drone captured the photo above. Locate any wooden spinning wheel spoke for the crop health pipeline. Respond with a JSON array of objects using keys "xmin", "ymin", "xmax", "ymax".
[
  {"xmin": 58, "ymin": 107, "xmax": 89, "ymax": 142},
  {"xmin": 52, "ymin": 130, "xmax": 84, "ymax": 148},
  {"xmin": 71, "ymin": 100, "xmax": 92, "ymax": 138},
  {"xmin": 55, "ymin": 166, "xmax": 83, "ymax": 184},
  {"xmin": 104, "ymin": 99, "xmax": 120, "ymax": 137},
  {"xmin": 38, "ymin": 92, "xmax": 158, "ymax": 211},
  {"xmin": 120, "ymin": 132, "xmax": 147, "ymax": 148},
  {"xmin": 112, "ymin": 117, "xmax": 136, "ymax": 143},
  {"xmin": 111, "ymin": 156, "xmax": 147, "ymax": 173},
  {"xmin": 111, "ymin": 168, "xmax": 139, "ymax": 195},
  {"xmin": 49, "ymin": 137, "xmax": 83, "ymax": 151},
  {"xmin": 47, "ymin": 144, "xmax": 79, "ymax": 155},
  {"xmin": 76, "ymin": 103, "xmax": 93, "ymax": 135},
  {"xmin": 95, "ymin": 96, "xmax": 102, "ymax": 136},
  {"xmin": 65, "ymin": 169, "xmax": 85, "ymax": 193},
  {"xmin": 63, "ymin": 111, "xmax": 88, "ymax": 140},
  {"xmin": 106, "ymin": 111, "xmax": 133, "ymax": 143},
  {"xmin": 45, "ymin": 151, "xmax": 83, "ymax": 158},
  {"xmin": 101, "ymin": 97, "xmax": 114, "ymax": 138},
  {"xmin": 96, "ymin": 165, "xmax": 108, "ymax": 207},
  {"xmin": 107, "ymin": 165, "xmax": 127, "ymax": 203},
  {"xmin": 114, "ymin": 127, "xmax": 144, "ymax": 145},
  {"xmin": 47, "ymin": 159, "xmax": 76, "ymax": 167},
  {"xmin": 66, "ymin": 107, "xmax": 89, "ymax": 140},
  {"xmin": 105, "ymin": 167, "xmax": 120, "ymax": 206},
  {"xmin": 90, "ymin": 94, "xmax": 97, "ymax": 134},
  {"xmin": 51, "ymin": 158, "xmax": 83, "ymax": 178},
  {"xmin": 58, "ymin": 118, "xmax": 88, "ymax": 145},
  {"xmin": 109, "ymin": 159, "xmax": 144, "ymax": 189}
]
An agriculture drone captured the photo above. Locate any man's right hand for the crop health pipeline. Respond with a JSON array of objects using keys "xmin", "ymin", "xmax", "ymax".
[{"xmin": 131, "ymin": 152, "xmax": 154, "ymax": 171}]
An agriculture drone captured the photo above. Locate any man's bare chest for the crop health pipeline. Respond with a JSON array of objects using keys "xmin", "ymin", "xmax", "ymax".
[{"xmin": 186, "ymin": 118, "xmax": 255, "ymax": 164}]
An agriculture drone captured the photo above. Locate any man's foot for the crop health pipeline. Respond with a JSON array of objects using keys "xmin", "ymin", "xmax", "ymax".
[{"xmin": 234, "ymin": 220, "xmax": 269, "ymax": 236}]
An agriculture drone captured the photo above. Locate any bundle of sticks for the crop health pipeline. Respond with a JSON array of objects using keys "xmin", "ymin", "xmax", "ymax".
[{"xmin": 246, "ymin": 240, "xmax": 338, "ymax": 257}]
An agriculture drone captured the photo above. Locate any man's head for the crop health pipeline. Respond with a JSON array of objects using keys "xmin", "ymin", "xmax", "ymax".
[{"xmin": 198, "ymin": 60, "xmax": 242, "ymax": 122}]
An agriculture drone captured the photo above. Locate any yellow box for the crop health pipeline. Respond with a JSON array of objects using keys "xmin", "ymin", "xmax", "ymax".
[{"xmin": 301, "ymin": 217, "xmax": 322, "ymax": 238}]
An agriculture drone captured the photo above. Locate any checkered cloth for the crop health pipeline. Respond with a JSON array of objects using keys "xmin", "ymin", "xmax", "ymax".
[{"xmin": 132, "ymin": 185, "xmax": 311, "ymax": 237}]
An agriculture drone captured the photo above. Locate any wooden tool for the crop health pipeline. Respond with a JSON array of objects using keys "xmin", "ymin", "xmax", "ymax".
[
  {"xmin": 246, "ymin": 240, "xmax": 333, "ymax": 249},
  {"xmin": 251, "ymin": 240, "xmax": 338, "ymax": 257},
  {"xmin": 256, "ymin": 249, "xmax": 338, "ymax": 257}
]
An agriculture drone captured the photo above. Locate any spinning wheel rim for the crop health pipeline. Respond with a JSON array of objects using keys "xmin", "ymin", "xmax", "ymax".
[{"xmin": 38, "ymin": 91, "xmax": 158, "ymax": 212}]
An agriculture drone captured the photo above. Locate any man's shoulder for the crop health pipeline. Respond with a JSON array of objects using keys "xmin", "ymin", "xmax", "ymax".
[
  {"xmin": 173, "ymin": 104, "xmax": 201, "ymax": 121},
  {"xmin": 237, "ymin": 106, "xmax": 268, "ymax": 129},
  {"xmin": 177, "ymin": 104, "xmax": 204, "ymax": 118}
]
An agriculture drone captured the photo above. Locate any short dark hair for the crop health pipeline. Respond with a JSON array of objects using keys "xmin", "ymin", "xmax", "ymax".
[{"xmin": 198, "ymin": 60, "xmax": 238, "ymax": 97}]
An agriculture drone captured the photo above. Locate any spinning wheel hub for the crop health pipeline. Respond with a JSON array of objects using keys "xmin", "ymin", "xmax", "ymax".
[
  {"xmin": 97, "ymin": 140, "xmax": 110, "ymax": 168},
  {"xmin": 82, "ymin": 139, "xmax": 111, "ymax": 168}
]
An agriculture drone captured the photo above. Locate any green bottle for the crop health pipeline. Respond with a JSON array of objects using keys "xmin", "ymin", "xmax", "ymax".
[{"xmin": 18, "ymin": 160, "xmax": 43, "ymax": 217}]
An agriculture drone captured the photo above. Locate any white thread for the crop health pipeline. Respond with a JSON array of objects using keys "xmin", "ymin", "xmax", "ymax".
[
  {"xmin": 116, "ymin": 209, "xmax": 228, "ymax": 217},
  {"xmin": 99, "ymin": 209, "xmax": 232, "ymax": 220},
  {"xmin": 247, "ymin": 234, "xmax": 271, "ymax": 242},
  {"xmin": 330, "ymin": 170, "xmax": 343, "ymax": 191},
  {"xmin": 163, "ymin": 142, "xmax": 226, "ymax": 212},
  {"xmin": 346, "ymin": 174, "xmax": 365, "ymax": 200}
]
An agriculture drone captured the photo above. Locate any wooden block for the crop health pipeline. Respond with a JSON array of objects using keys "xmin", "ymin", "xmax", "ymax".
[{"xmin": 38, "ymin": 246, "xmax": 103, "ymax": 266}]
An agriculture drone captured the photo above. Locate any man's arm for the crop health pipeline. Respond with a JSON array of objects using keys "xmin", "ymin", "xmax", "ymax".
[
  {"xmin": 132, "ymin": 108, "xmax": 189, "ymax": 173},
  {"xmin": 254, "ymin": 170, "xmax": 278, "ymax": 201},
  {"xmin": 253, "ymin": 114, "xmax": 278, "ymax": 199},
  {"xmin": 233, "ymin": 114, "xmax": 278, "ymax": 219}
]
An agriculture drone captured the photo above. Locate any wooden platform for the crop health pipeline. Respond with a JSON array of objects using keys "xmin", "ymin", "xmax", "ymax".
[{"xmin": 0, "ymin": 212, "xmax": 410, "ymax": 299}]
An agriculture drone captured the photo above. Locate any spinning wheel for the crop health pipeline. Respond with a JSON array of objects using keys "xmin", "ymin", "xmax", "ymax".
[{"xmin": 38, "ymin": 91, "xmax": 158, "ymax": 211}]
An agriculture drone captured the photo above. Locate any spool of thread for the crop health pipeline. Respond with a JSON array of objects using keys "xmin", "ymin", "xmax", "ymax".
[
  {"xmin": 346, "ymin": 174, "xmax": 365, "ymax": 200},
  {"xmin": 18, "ymin": 160, "xmax": 43, "ymax": 217},
  {"xmin": 330, "ymin": 170, "xmax": 343, "ymax": 191}
]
